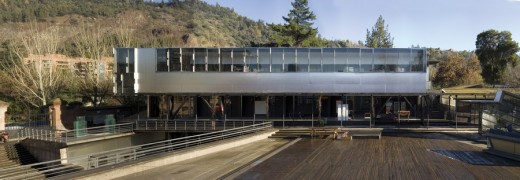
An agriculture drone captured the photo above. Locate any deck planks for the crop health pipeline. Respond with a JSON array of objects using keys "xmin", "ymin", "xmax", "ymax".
[{"xmin": 235, "ymin": 133, "xmax": 520, "ymax": 179}]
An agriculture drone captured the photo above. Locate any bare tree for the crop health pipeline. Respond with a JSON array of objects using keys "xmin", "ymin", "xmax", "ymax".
[
  {"xmin": 71, "ymin": 23, "xmax": 113, "ymax": 107},
  {"xmin": 0, "ymin": 24, "xmax": 71, "ymax": 108}
]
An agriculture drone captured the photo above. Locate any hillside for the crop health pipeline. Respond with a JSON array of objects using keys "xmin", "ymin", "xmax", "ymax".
[{"xmin": 0, "ymin": 0, "xmax": 274, "ymax": 57}]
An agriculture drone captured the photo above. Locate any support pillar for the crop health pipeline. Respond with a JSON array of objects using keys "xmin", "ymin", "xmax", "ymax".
[
  {"xmin": 371, "ymin": 95, "xmax": 374, "ymax": 128},
  {"xmin": 0, "ymin": 101, "xmax": 9, "ymax": 131},
  {"xmin": 50, "ymin": 98, "xmax": 66, "ymax": 131}
]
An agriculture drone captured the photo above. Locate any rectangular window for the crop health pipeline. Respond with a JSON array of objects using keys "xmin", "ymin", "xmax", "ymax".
[
  {"xmin": 346, "ymin": 48, "xmax": 360, "ymax": 72},
  {"xmin": 373, "ymin": 49, "xmax": 385, "ymax": 72},
  {"xmin": 207, "ymin": 48, "xmax": 219, "ymax": 72},
  {"xmin": 284, "ymin": 48, "xmax": 296, "ymax": 72},
  {"xmin": 194, "ymin": 48, "xmax": 206, "ymax": 72},
  {"xmin": 322, "ymin": 48, "xmax": 334, "ymax": 72},
  {"xmin": 412, "ymin": 49, "xmax": 425, "ymax": 72},
  {"xmin": 258, "ymin": 48, "xmax": 270, "ymax": 72},
  {"xmin": 169, "ymin": 48, "xmax": 181, "ymax": 72},
  {"xmin": 181, "ymin": 48, "xmax": 193, "ymax": 72},
  {"xmin": 385, "ymin": 49, "xmax": 399, "ymax": 72},
  {"xmin": 271, "ymin": 48, "xmax": 283, "ymax": 72},
  {"xmin": 309, "ymin": 48, "xmax": 322, "ymax": 72},
  {"xmin": 245, "ymin": 48, "xmax": 257, "ymax": 72},
  {"xmin": 335, "ymin": 48, "xmax": 347, "ymax": 72},
  {"xmin": 360, "ymin": 49, "xmax": 373, "ymax": 72},
  {"xmin": 296, "ymin": 48, "xmax": 309, "ymax": 72},
  {"xmin": 156, "ymin": 49, "xmax": 168, "ymax": 72},
  {"xmin": 397, "ymin": 49, "xmax": 411, "ymax": 72},
  {"xmin": 233, "ymin": 48, "xmax": 245, "ymax": 72},
  {"xmin": 221, "ymin": 48, "xmax": 232, "ymax": 72}
]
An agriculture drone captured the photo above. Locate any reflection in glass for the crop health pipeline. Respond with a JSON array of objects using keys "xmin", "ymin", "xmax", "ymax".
[
  {"xmin": 220, "ymin": 48, "xmax": 232, "ymax": 72},
  {"xmin": 170, "ymin": 48, "xmax": 181, "ymax": 72},
  {"xmin": 258, "ymin": 48, "xmax": 270, "ymax": 72},
  {"xmin": 309, "ymin": 48, "xmax": 322, "ymax": 72},
  {"xmin": 360, "ymin": 49, "xmax": 373, "ymax": 72},
  {"xmin": 322, "ymin": 49, "xmax": 334, "ymax": 72},
  {"xmin": 412, "ymin": 49, "xmax": 425, "ymax": 72},
  {"xmin": 335, "ymin": 48, "xmax": 347, "ymax": 72},
  {"xmin": 181, "ymin": 48, "xmax": 193, "ymax": 72},
  {"xmin": 156, "ymin": 49, "xmax": 168, "ymax": 72},
  {"xmin": 347, "ymin": 48, "xmax": 360, "ymax": 72},
  {"xmin": 398, "ymin": 49, "xmax": 411, "ymax": 72},
  {"xmin": 297, "ymin": 48, "xmax": 309, "ymax": 72},
  {"xmin": 271, "ymin": 48, "xmax": 283, "ymax": 72},
  {"xmin": 385, "ymin": 49, "xmax": 399, "ymax": 72},
  {"xmin": 245, "ymin": 48, "xmax": 257, "ymax": 72},
  {"xmin": 207, "ymin": 48, "xmax": 219, "ymax": 72},
  {"xmin": 233, "ymin": 48, "xmax": 245, "ymax": 72},
  {"xmin": 194, "ymin": 48, "xmax": 206, "ymax": 72},
  {"xmin": 284, "ymin": 48, "xmax": 296, "ymax": 72},
  {"xmin": 373, "ymin": 49, "xmax": 385, "ymax": 72}
]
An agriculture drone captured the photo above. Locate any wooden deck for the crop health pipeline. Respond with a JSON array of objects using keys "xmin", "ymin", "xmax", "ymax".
[{"xmin": 235, "ymin": 133, "xmax": 520, "ymax": 179}]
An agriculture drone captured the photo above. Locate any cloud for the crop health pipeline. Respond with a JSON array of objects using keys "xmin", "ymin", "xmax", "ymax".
[{"xmin": 508, "ymin": 0, "xmax": 520, "ymax": 2}]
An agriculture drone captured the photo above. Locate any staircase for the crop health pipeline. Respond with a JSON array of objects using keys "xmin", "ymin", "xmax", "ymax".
[
  {"xmin": 269, "ymin": 128, "xmax": 311, "ymax": 138},
  {"xmin": 0, "ymin": 142, "xmax": 45, "ymax": 180},
  {"xmin": 0, "ymin": 142, "xmax": 84, "ymax": 179}
]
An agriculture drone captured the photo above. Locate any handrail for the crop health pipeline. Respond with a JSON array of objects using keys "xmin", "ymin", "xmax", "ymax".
[
  {"xmin": 134, "ymin": 120, "xmax": 266, "ymax": 131},
  {"xmin": 0, "ymin": 122, "xmax": 272, "ymax": 179},
  {"xmin": 15, "ymin": 123, "xmax": 134, "ymax": 143}
]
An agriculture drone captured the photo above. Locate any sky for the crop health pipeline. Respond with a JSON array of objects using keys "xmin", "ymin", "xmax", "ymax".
[{"xmin": 202, "ymin": 0, "xmax": 520, "ymax": 51}]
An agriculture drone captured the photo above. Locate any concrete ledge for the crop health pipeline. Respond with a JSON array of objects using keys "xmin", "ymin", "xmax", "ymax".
[{"xmin": 72, "ymin": 129, "xmax": 277, "ymax": 180}]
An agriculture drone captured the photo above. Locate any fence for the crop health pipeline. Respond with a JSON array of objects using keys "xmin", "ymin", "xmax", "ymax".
[
  {"xmin": 135, "ymin": 120, "xmax": 268, "ymax": 131},
  {"xmin": 14, "ymin": 123, "xmax": 134, "ymax": 143},
  {"xmin": 0, "ymin": 122, "xmax": 272, "ymax": 179},
  {"xmin": 5, "ymin": 113, "xmax": 50, "ymax": 130}
]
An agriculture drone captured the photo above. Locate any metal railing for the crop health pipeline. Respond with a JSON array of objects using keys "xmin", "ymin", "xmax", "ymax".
[
  {"xmin": 5, "ymin": 114, "xmax": 51, "ymax": 130},
  {"xmin": 14, "ymin": 123, "xmax": 134, "ymax": 143},
  {"xmin": 0, "ymin": 122, "xmax": 272, "ymax": 179},
  {"xmin": 135, "ymin": 120, "xmax": 267, "ymax": 131}
]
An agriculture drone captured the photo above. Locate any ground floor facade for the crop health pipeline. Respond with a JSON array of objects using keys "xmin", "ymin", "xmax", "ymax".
[{"xmin": 145, "ymin": 94, "xmax": 428, "ymax": 123}]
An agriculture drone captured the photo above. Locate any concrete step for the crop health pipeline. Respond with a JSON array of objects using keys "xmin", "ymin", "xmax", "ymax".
[{"xmin": 0, "ymin": 166, "xmax": 44, "ymax": 179}]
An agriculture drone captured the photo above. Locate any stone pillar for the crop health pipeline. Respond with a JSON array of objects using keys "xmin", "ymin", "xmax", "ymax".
[
  {"xmin": 0, "ymin": 101, "xmax": 9, "ymax": 131},
  {"xmin": 50, "ymin": 98, "xmax": 66, "ymax": 131}
]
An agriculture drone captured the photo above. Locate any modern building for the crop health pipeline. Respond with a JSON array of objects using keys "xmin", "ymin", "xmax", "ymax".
[{"xmin": 113, "ymin": 47, "xmax": 429, "ymax": 124}]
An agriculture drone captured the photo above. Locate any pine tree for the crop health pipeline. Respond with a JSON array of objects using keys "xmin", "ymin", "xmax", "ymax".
[
  {"xmin": 365, "ymin": 15, "xmax": 394, "ymax": 48},
  {"xmin": 270, "ymin": 0, "xmax": 318, "ymax": 47}
]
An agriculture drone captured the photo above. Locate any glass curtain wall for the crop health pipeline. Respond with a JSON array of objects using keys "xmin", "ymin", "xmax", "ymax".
[
  {"xmin": 335, "ymin": 48, "xmax": 347, "ymax": 72},
  {"xmin": 322, "ymin": 48, "xmax": 334, "ymax": 72},
  {"xmin": 221, "ymin": 48, "xmax": 232, "ymax": 72},
  {"xmin": 170, "ymin": 48, "xmax": 182, "ymax": 72},
  {"xmin": 284, "ymin": 48, "xmax": 296, "ymax": 72},
  {"xmin": 258, "ymin": 48, "xmax": 270, "ymax": 72},
  {"xmin": 150, "ymin": 47, "xmax": 426, "ymax": 73},
  {"xmin": 309, "ymin": 48, "xmax": 322, "ymax": 72},
  {"xmin": 181, "ymin": 48, "xmax": 193, "ymax": 72},
  {"xmin": 245, "ymin": 48, "xmax": 257, "ymax": 72},
  {"xmin": 233, "ymin": 48, "xmax": 245, "ymax": 72},
  {"xmin": 271, "ymin": 48, "xmax": 283, "ymax": 72},
  {"xmin": 360, "ymin": 49, "xmax": 373, "ymax": 72},
  {"xmin": 207, "ymin": 48, "xmax": 219, "ymax": 72},
  {"xmin": 347, "ymin": 48, "xmax": 360, "ymax": 72},
  {"xmin": 194, "ymin": 48, "xmax": 206, "ymax": 72},
  {"xmin": 297, "ymin": 48, "xmax": 309, "ymax": 72}
]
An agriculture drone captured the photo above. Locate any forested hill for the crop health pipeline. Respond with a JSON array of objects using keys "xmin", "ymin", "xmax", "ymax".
[{"xmin": 0, "ymin": 0, "xmax": 273, "ymax": 53}]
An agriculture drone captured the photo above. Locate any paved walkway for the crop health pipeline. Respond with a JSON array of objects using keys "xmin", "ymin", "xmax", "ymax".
[{"xmin": 115, "ymin": 138, "xmax": 289, "ymax": 180}]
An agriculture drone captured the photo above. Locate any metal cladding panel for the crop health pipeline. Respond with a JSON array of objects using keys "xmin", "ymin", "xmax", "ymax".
[
  {"xmin": 129, "ymin": 48, "xmax": 428, "ymax": 95},
  {"xmin": 137, "ymin": 72, "xmax": 427, "ymax": 94}
]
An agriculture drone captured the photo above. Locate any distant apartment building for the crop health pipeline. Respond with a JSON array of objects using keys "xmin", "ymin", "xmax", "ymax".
[{"xmin": 24, "ymin": 54, "xmax": 113, "ymax": 81}]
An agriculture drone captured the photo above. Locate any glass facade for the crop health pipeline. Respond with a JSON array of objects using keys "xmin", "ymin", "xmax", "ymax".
[{"xmin": 152, "ymin": 47, "xmax": 427, "ymax": 73}]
